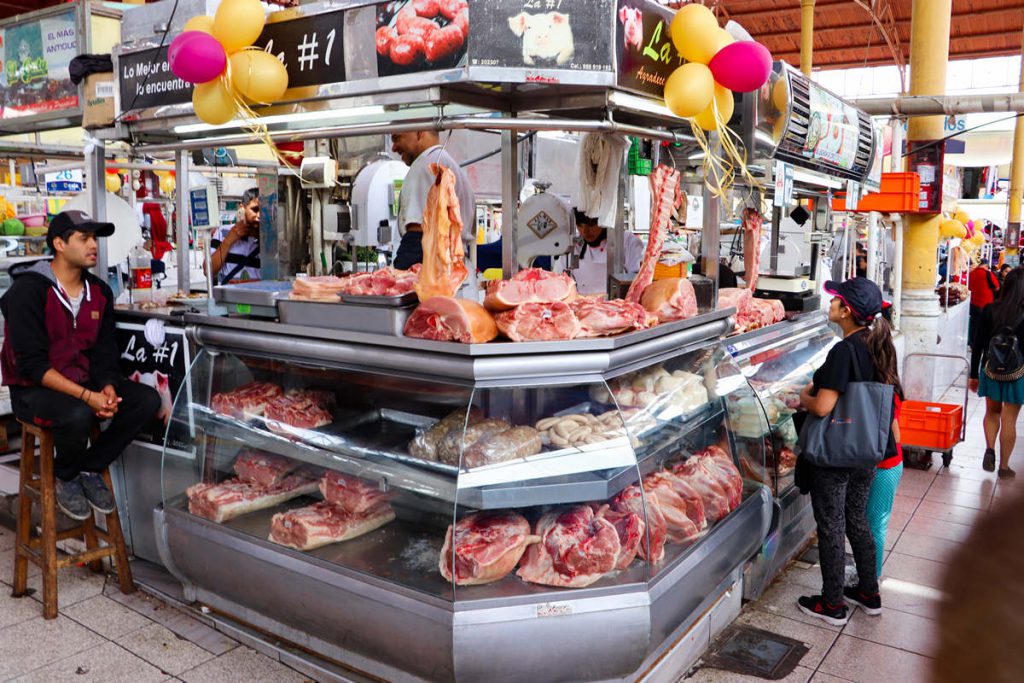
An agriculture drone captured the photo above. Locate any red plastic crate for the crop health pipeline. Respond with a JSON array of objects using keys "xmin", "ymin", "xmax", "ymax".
[{"xmin": 898, "ymin": 400, "xmax": 963, "ymax": 450}]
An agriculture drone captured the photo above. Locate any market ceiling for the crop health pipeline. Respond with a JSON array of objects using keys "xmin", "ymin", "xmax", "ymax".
[
  {"xmin": 0, "ymin": 0, "xmax": 52, "ymax": 21},
  {"xmin": 713, "ymin": 0, "xmax": 1024, "ymax": 72}
]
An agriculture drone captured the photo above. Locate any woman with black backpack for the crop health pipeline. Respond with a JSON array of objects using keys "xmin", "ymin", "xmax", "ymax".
[{"xmin": 969, "ymin": 266, "xmax": 1024, "ymax": 479}]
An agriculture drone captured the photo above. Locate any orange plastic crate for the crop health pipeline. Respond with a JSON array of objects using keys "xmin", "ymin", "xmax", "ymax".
[
  {"xmin": 831, "ymin": 172, "xmax": 922, "ymax": 213},
  {"xmin": 653, "ymin": 262, "xmax": 687, "ymax": 280},
  {"xmin": 898, "ymin": 400, "xmax": 963, "ymax": 450}
]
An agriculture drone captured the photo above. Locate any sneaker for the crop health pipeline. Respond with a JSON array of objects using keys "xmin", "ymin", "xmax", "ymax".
[
  {"xmin": 797, "ymin": 595, "xmax": 849, "ymax": 626},
  {"xmin": 843, "ymin": 587, "xmax": 882, "ymax": 616},
  {"xmin": 54, "ymin": 477, "xmax": 91, "ymax": 521},
  {"xmin": 79, "ymin": 472, "xmax": 116, "ymax": 514},
  {"xmin": 998, "ymin": 467, "xmax": 1016, "ymax": 480},
  {"xmin": 983, "ymin": 448, "xmax": 996, "ymax": 472}
]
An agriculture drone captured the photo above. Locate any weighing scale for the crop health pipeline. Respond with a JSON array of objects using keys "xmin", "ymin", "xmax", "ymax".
[
  {"xmin": 213, "ymin": 280, "xmax": 292, "ymax": 318},
  {"xmin": 754, "ymin": 212, "xmax": 824, "ymax": 312}
]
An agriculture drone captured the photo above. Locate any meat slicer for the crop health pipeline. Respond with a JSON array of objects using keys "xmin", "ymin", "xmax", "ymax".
[
  {"xmin": 755, "ymin": 207, "xmax": 824, "ymax": 311},
  {"xmin": 516, "ymin": 181, "xmax": 575, "ymax": 273}
]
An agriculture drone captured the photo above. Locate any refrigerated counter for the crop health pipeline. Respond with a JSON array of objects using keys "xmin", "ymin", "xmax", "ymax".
[
  {"xmin": 723, "ymin": 313, "xmax": 839, "ymax": 599},
  {"xmin": 155, "ymin": 310, "xmax": 772, "ymax": 682}
]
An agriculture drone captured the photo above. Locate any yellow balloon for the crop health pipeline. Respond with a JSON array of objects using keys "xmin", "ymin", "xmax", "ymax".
[
  {"xmin": 105, "ymin": 174, "xmax": 121, "ymax": 193},
  {"xmin": 670, "ymin": 3, "xmax": 723, "ymax": 64},
  {"xmin": 160, "ymin": 175, "xmax": 176, "ymax": 195},
  {"xmin": 940, "ymin": 219, "xmax": 966, "ymax": 240},
  {"xmin": 213, "ymin": 0, "xmax": 266, "ymax": 54},
  {"xmin": 664, "ymin": 63, "xmax": 715, "ymax": 119},
  {"xmin": 954, "ymin": 209, "xmax": 971, "ymax": 225},
  {"xmin": 192, "ymin": 77, "xmax": 237, "ymax": 125},
  {"xmin": 184, "ymin": 15, "xmax": 215, "ymax": 35},
  {"xmin": 230, "ymin": 50, "xmax": 289, "ymax": 103},
  {"xmin": 693, "ymin": 84, "xmax": 735, "ymax": 131}
]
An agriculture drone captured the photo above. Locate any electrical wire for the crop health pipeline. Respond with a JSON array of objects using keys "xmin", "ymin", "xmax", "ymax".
[
  {"xmin": 904, "ymin": 112, "xmax": 1024, "ymax": 159},
  {"xmin": 116, "ymin": 0, "xmax": 181, "ymax": 124}
]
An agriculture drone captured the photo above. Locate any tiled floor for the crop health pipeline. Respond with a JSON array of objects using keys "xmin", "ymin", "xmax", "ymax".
[
  {"xmin": 0, "ymin": 394, "xmax": 1019, "ymax": 683},
  {"xmin": 690, "ymin": 390, "xmax": 1021, "ymax": 683}
]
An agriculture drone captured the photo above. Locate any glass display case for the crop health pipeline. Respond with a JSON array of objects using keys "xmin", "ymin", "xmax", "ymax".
[{"xmin": 156, "ymin": 312, "xmax": 772, "ymax": 682}]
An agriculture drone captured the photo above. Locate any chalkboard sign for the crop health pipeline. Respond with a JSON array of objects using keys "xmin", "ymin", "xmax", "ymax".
[
  {"xmin": 469, "ymin": 0, "xmax": 613, "ymax": 72},
  {"xmin": 253, "ymin": 8, "xmax": 346, "ymax": 89},
  {"xmin": 615, "ymin": 0, "xmax": 682, "ymax": 97},
  {"xmin": 117, "ymin": 46, "xmax": 193, "ymax": 113},
  {"xmin": 115, "ymin": 321, "xmax": 192, "ymax": 454}
]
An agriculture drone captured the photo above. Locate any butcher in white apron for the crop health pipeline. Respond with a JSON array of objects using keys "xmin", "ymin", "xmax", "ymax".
[{"xmin": 571, "ymin": 210, "xmax": 645, "ymax": 296}]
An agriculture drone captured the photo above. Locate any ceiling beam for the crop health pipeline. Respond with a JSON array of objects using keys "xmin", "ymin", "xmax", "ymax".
[
  {"xmin": 776, "ymin": 46, "xmax": 1022, "ymax": 71},
  {"xmin": 750, "ymin": 6, "xmax": 1023, "ymax": 40},
  {"xmin": 769, "ymin": 26, "xmax": 1023, "ymax": 55}
]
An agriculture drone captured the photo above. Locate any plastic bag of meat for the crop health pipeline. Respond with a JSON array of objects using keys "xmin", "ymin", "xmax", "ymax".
[
  {"xmin": 408, "ymin": 408, "xmax": 481, "ymax": 460},
  {"xmin": 462, "ymin": 426, "xmax": 543, "ymax": 469},
  {"xmin": 440, "ymin": 511, "xmax": 539, "ymax": 586},
  {"xmin": 436, "ymin": 418, "xmax": 510, "ymax": 465},
  {"xmin": 517, "ymin": 505, "xmax": 622, "ymax": 588}
]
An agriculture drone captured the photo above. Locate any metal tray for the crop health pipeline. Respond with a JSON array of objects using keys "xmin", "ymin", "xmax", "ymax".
[
  {"xmin": 277, "ymin": 298, "xmax": 415, "ymax": 335},
  {"xmin": 214, "ymin": 281, "xmax": 293, "ymax": 307},
  {"xmin": 339, "ymin": 291, "xmax": 418, "ymax": 307}
]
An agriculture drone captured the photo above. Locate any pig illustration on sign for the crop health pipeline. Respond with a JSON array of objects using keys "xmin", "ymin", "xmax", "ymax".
[
  {"xmin": 507, "ymin": 12, "xmax": 575, "ymax": 66},
  {"xmin": 130, "ymin": 370, "xmax": 172, "ymax": 425},
  {"xmin": 619, "ymin": 6, "xmax": 643, "ymax": 51}
]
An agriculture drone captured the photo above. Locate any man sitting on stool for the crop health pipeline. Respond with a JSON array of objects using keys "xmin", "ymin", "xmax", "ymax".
[{"xmin": 0, "ymin": 210, "xmax": 161, "ymax": 520}]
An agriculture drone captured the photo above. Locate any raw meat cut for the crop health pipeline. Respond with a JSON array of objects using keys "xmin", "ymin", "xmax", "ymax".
[
  {"xmin": 335, "ymin": 265, "xmax": 421, "ymax": 298},
  {"xmin": 649, "ymin": 471, "xmax": 707, "ymax": 532},
  {"xmin": 597, "ymin": 504, "xmax": 645, "ymax": 570},
  {"xmin": 717, "ymin": 287, "xmax": 783, "ymax": 333},
  {"xmin": 494, "ymin": 302, "xmax": 582, "ymax": 342},
  {"xmin": 415, "ymin": 164, "xmax": 468, "ymax": 300},
  {"xmin": 626, "ymin": 164, "xmax": 680, "ymax": 303},
  {"xmin": 263, "ymin": 393, "xmax": 333, "ymax": 432},
  {"xmin": 290, "ymin": 276, "xmax": 347, "ymax": 302},
  {"xmin": 319, "ymin": 471, "xmax": 395, "ymax": 514},
  {"xmin": 640, "ymin": 278, "xmax": 698, "ymax": 322},
  {"xmin": 404, "ymin": 296, "xmax": 498, "ymax": 344},
  {"xmin": 611, "ymin": 485, "xmax": 667, "ymax": 563},
  {"xmin": 642, "ymin": 473, "xmax": 703, "ymax": 545},
  {"xmin": 233, "ymin": 451, "xmax": 298, "ymax": 487},
  {"xmin": 283, "ymin": 388, "xmax": 336, "ymax": 409},
  {"xmin": 717, "ymin": 287, "xmax": 752, "ymax": 314},
  {"xmin": 517, "ymin": 505, "xmax": 621, "ymax": 588},
  {"xmin": 670, "ymin": 458, "xmax": 731, "ymax": 523},
  {"xmin": 436, "ymin": 418, "xmax": 510, "ymax": 465},
  {"xmin": 186, "ymin": 473, "xmax": 320, "ymax": 523},
  {"xmin": 408, "ymin": 408, "xmax": 481, "ymax": 460},
  {"xmin": 269, "ymin": 501, "xmax": 395, "ymax": 551},
  {"xmin": 484, "ymin": 268, "xmax": 577, "ymax": 311},
  {"xmin": 742, "ymin": 207, "xmax": 763, "ymax": 291},
  {"xmin": 440, "ymin": 511, "xmax": 538, "ymax": 586},
  {"xmin": 211, "ymin": 381, "xmax": 284, "ymax": 419},
  {"xmin": 570, "ymin": 297, "xmax": 654, "ymax": 338},
  {"xmin": 695, "ymin": 445, "xmax": 744, "ymax": 511},
  {"xmin": 463, "ymin": 426, "xmax": 543, "ymax": 468}
]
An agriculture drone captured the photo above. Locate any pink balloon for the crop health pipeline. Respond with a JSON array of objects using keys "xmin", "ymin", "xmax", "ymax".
[
  {"xmin": 709, "ymin": 41, "xmax": 773, "ymax": 93},
  {"xmin": 168, "ymin": 31, "xmax": 226, "ymax": 85}
]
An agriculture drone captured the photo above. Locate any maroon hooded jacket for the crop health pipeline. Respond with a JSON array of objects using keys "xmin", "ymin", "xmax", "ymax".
[{"xmin": 0, "ymin": 260, "xmax": 121, "ymax": 389}]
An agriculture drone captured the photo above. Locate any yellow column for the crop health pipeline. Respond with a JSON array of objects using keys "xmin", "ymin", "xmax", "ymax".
[
  {"xmin": 902, "ymin": 0, "xmax": 952, "ymax": 291},
  {"xmin": 1007, "ymin": 25, "xmax": 1024, "ymax": 265},
  {"xmin": 800, "ymin": 0, "xmax": 815, "ymax": 76}
]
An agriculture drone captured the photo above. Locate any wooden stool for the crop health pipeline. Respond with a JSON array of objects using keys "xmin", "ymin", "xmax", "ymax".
[{"xmin": 11, "ymin": 420, "xmax": 134, "ymax": 619}]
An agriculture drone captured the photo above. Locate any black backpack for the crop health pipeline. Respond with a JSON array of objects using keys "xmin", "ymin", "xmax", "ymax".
[{"xmin": 985, "ymin": 311, "xmax": 1024, "ymax": 381}]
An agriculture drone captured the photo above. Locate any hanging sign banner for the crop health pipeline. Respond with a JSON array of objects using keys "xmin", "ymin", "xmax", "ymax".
[
  {"xmin": 0, "ymin": 8, "xmax": 80, "ymax": 119},
  {"xmin": 615, "ymin": 0, "xmax": 682, "ymax": 97}
]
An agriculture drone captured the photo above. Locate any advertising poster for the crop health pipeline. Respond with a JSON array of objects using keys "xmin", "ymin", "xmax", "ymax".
[
  {"xmin": 469, "ymin": 0, "xmax": 613, "ymax": 73},
  {"xmin": 253, "ymin": 8, "xmax": 346, "ymax": 88},
  {"xmin": 615, "ymin": 0, "xmax": 683, "ymax": 97},
  {"xmin": 0, "ymin": 9, "xmax": 79, "ymax": 119},
  {"xmin": 803, "ymin": 83, "xmax": 860, "ymax": 171},
  {"xmin": 117, "ymin": 46, "xmax": 193, "ymax": 113},
  {"xmin": 375, "ymin": 0, "xmax": 469, "ymax": 78}
]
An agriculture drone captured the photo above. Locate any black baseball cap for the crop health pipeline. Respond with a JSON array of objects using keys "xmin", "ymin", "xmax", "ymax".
[
  {"xmin": 824, "ymin": 277, "xmax": 890, "ymax": 321},
  {"xmin": 47, "ymin": 210, "xmax": 115, "ymax": 249}
]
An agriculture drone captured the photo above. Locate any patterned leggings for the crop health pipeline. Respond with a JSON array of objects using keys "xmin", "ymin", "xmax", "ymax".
[
  {"xmin": 866, "ymin": 463, "xmax": 904, "ymax": 577},
  {"xmin": 809, "ymin": 464, "xmax": 879, "ymax": 606}
]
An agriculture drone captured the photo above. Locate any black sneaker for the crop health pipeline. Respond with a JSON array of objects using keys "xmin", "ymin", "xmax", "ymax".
[
  {"xmin": 983, "ymin": 448, "xmax": 996, "ymax": 472},
  {"xmin": 79, "ymin": 472, "xmax": 116, "ymax": 514},
  {"xmin": 843, "ymin": 587, "xmax": 882, "ymax": 616},
  {"xmin": 55, "ymin": 476, "xmax": 91, "ymax": 521},
  {"xmin": 797, "ymin": 595, "xmax": 849, "ymax": 626}
]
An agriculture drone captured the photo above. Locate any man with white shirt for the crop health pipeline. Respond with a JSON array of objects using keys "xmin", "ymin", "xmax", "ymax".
[{"xmin": 391, "ymin": 131, "xmax": 476, "ymax": 270}]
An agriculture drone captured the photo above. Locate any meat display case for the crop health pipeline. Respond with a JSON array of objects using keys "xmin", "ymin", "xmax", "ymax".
[
  {"xmin": 723, "ymin": 312, "xmax": 839, "ymax": 599},
  {"xmin": 155, "ymin": 310, "xmax": 772, "ymax": 682}
]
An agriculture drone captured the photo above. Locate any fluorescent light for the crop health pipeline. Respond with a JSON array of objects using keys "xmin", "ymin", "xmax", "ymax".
[
  {"xmin": 792, "ymin": 169, "xmax": 843, "ymax": 189},
  {"xmin": 608, "ymin": 90, "xmax": 683, "ymax": 119},
  {"xmin": 173, "ymin": 105, "xmax": 388, "ymax": 135}
]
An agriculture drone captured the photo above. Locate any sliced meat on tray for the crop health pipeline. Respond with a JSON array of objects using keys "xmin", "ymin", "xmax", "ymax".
[
  {"xmin": 517, "ymin": 505, "xmax": 622, "ymax": 588},
  {"xmin": 319, "ymin": 471, "xmax": 395, "ymax": 515},
  {"xmin": 404, "ymin": 296, "xmax": 498, "ymax": 344},
  {"xmin": 415, "ymin": 164, "xmax": 468, "ymax": 301},
  {"xmin": 484, "ymin": 268, "xmax": 577, "ymax": 311},
  {"xmin": 233, "ymin": 451, "xmax": 299, "ymax": 487},
  {"xmin": 570, "ymin": 298, "xmax": 653, "ymax": 338},
  {"xmin": 335, "ymin": 265, "xmax": 421, "ymax": 298},
  {"xmin": 494, "ymin": 302, "xmax": 581, "ymax": 342},
  {"xmin": 640, "ymin": 277, "xmax": 698, "ymax": 322},
  {"xmin": 440, "ymin": 511, "xmax": 539, "ymax": 586},
  {"xmin": 611, "ymin": 484, "xmax": 667, "ymax": 563},
  {"xmin": 186, "ymin": 473, "xmax": 320, "ymax": 523},
  {"xmin": 269, "ymin": 500, "xmax": 396, "ymax": 551},
  {"xmin": 211, "ymin": 381, "xmax": 284, "ymax": 419},
  {"xmin": 290, "ymin": 276, "xmax": 348, "ymax": 302}
]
